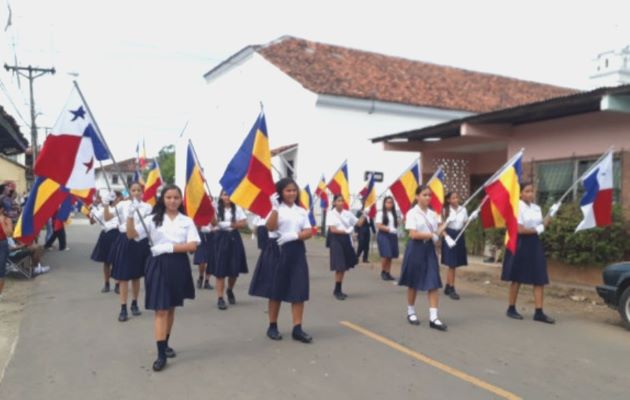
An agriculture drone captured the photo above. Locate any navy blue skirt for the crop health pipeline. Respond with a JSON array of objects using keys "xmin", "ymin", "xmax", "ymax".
[
  {"xmin": 502, "ymin": 234, "xmax": 549, "ymax": 285},
  {"xmin": 256, "ymin": 225, "xmax": 269, "ymax": 250},
  {"xmin": 213, "ymin": 230, "xmax": 248, "ymax": 278},
  {"xmin": 193, "ymin": 232, "xmax": 214, "ymax": 265},
  {"xmin": 441, "ymin": 228, "xmax": 468, "ymax": 268},
  {"xmin": 90, "ymin": 229, "xmax": 119, "ymax": 263},
  {"xmin": 398, "ymin": 240, "xmax": 442, "ymax": 291},
  {"xmin": 145, "ymin": 253, "xmax": 195, "ymax": 310},
  {"xmin": 377, "ymin": 232, "xmax": 399, "ymax": 259},
  {"xmin": 110, "ymin": 234, "xmax": 150, "ymax": 281},
  {"xmin": 249, "ymin": 239, "xmax": 310, "ymax": 303},
  {"xmin": 328, "ymin": 233, "xmax": 358, "ymax": 272}
]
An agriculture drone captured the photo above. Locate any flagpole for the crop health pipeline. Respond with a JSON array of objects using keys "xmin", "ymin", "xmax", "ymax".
[
  {"xmin": 555, "ymin": 147, "xmax": 613, "ymax": 206},
  {"xmin": 449, "ymin": 195, "xmax": 489, "ymax": 246},
  {"xmin": 73, "ymin": 80, "xmax": 153, "ymax": 245}
]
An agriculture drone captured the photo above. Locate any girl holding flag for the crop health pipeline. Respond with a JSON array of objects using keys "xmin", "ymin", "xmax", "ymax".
[
  {"xmin": 105, "ymin": 182, "xmax": 152, "ymax": 322},
  {"xmin": 213, "ymin": 190, "xmax": 248, "ymax": 310},
  {"xmin": 399, "ymin": 185, "xmax": 448, "ymax": 331},
  {"xmin": 127, "ymin": 184, "xmax": 200, "ymax": 372},
  {"xmin": 90, "ymin": 191, "xmax": 123, "ymax": 293},
  {"xmin": 326, "ymin": 195, "xmax": 366, "ymax": 300},
  {"xmin": 249, "ymin": 178, "xmax": 314, "ymax": 343},
  {"xmin": 375, "ymin": 196, "xmax": 399, "ymax": 281},
  {"xmin": 502, "ymin": 182, "xmax": 557, "ymax": 324},
  {"xmin": 194, "ymin": 222, "xmax": 216, "ymax": 291}
]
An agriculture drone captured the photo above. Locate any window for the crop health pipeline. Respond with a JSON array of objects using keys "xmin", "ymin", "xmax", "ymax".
[
  {"xmin": 112, "ymin": 174, "xmax": 119, "ymax": 185},
  {"xmin": 536, "ymin": 157, "xmax": 621, "ymax": 205}
]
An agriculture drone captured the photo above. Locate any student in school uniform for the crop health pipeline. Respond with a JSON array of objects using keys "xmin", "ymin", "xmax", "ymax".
[
  {"xmin": 90, "ymin": 192, "xmax": 123, "ymax": 293},
  {"xmin": 440, "ymin": 192, "xmax": 479, "ymax": 300},
  {"xmin": 44, "ymin": 210, "xmax": 68, "ymax": 251},
  {"xmin": 326, "ymin": 195, "xmax": 366, "ymax": 300},
  {"xmin": 502, "ymin": 182, "xmax": 558, "ymax": 324},
  {"xmin": 213, "ymin": 190, "xmax": 248, "ymax": 310},
  {"xmin": 253, "ymin": 215, "xmax": 269, "ymax": 251},
  {"xmin": 127, "ymin": 184, "xmax": 200, "ymax": 372},
  {"xmin": 375, "ymin": 196, "xmax": 400, "ymax": 281},
  {"xmin": 194, "ymin": 221, "xmax": 216, "ymax": 290},
  {"xmin": 249, "ymin": 178, "xmax": 314, "ymax": 343},
  {"xmin": 355, "ymin": 204, "xmax": 375, "ymax": 263},
  {"xmin": 105, "ymin": 182, "xmax": 153, "ymax": 322},
  {"xmin": 399, "ymin": 185, "xmax": 448, "ymax": 331}
]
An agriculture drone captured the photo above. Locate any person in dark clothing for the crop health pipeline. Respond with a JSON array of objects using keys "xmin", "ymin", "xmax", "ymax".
[
  {"xmin": 355, "ymin": 207, "xmax": 375, "ymax": 263},
  {"xmin": 44, "ymin": 212, "xmax": 67, "ymax": 251}
]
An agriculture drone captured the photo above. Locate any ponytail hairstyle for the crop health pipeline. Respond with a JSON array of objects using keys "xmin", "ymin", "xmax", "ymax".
[
  {"xmin": 276, "ymin": 177, "xmax": 300, "ymax": 205},
  {"xmin": 152, "ymin": 184, "xmax": 185, "ymax": 227},
  {"xmin": 444, "ymin": 191, "xmax": 455, "ymax": 220},
  {"xmin": 411, "ymin": 184, "xmax": 430, "ymax": 207},
  {"xmin": 381, "ymin": 196, "xmax": 398, "ymax": 228},
  {"xmin": 218, "ymin": 190, "xmax": 237, "ymax": 223},
  {"xmin": 331, "ymin": 194, "xmax": 344, "ymax": 210}
]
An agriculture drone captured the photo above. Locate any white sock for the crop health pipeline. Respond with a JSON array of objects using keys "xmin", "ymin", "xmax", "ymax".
[
  {"xmin": 429, "ymin": 307, "xmax": 439, "ymax": 322},
  {"xmin": 407, "ymin": 305, "xmax": 416, "ymax": 316}
]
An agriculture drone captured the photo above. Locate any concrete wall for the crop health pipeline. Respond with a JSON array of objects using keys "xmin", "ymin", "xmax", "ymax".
[{"xmin": 0, "ymin": 156, "xmax": 27, "ymax": 194}]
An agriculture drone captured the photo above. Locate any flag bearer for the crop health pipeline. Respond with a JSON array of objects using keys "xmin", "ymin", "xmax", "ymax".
[
  {"xmin": 326, "ymin": 195, "xmax": 366, "ymax": 300},
  {"xmin": 105, "ymin": 182, "xmax": 152, "ymax": 322},
  {"xmin": 398, "ymin": 185, "xmax": 448, "ymax": 331},
  {"xmin": 355, "ymin": 204, "xmax": 375, "ymax": 263},
  {"xmin": 128, "ymin": 184, "xmax": 200, "ymax": 372},
  {"xmin": 213, "ymin": 190, "xmax": 248, "ymax": 310},
  {"xmin": 253, "ymin": 215, "xmax": 269, "ymax": 251},
  {"xmin": 375, "ymin": 196, "xmax": 400, "ymax": 281},
  {"xmin": 502, "ymin": 182, "xmax": 558, "ymax": 324},
  {"xmin": 249, "ymin": 178, "xmax": 314, "ymax": 343},
  {"xmin": 90, "ymin": 191, "xmax": 123, "ymax": 293},
  {"xmin": 194, "ymin": 221, "xmax": 216, "ymax": 291}
]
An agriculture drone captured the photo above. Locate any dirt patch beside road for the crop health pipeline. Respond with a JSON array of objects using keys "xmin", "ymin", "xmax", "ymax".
[{"xmin": 0, "ymin": 279, "xmax": 32, "ymax": 383}]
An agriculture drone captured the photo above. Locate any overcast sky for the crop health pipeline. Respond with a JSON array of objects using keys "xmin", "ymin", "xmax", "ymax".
[{"xmin": 1, "ymin": 0, "xmax": 630, "ymax": 160}]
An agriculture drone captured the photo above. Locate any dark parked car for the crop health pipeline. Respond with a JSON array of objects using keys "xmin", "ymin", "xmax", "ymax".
[{"xmin": 597, "ymin": 262, "xmax": 630, "ymax": 330}]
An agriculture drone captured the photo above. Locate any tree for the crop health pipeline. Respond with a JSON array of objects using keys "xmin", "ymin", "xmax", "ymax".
[{"xmin": 156, "ymin": 144, "xmax": 175, "ymax": 184}]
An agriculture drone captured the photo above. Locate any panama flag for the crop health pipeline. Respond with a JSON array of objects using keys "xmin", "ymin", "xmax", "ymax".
[
  {"xmin": 576, "ymin": 151, "xmax": 613, "ymax": 231},
  {"xmin": 34, "ymin": 87, "xmax": 109, "ymax": 189}
]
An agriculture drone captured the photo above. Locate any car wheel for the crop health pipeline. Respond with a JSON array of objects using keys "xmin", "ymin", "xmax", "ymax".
[{"xmin": 619, "ymin": 286, "xmax": 630, "ymax": 331}]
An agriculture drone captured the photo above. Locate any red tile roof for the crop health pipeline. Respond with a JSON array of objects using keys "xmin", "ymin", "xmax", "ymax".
[{"xmin": 257, "ymin": 37, "xmax": 578, "ymax": 113}]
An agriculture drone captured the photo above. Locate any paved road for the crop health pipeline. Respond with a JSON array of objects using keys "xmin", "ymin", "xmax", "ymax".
[{"xmin": 0, "ymin": 223, "xmax": 628, "ymax": 399}]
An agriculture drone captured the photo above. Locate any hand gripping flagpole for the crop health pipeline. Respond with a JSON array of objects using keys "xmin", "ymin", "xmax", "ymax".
[
  {"xmin": 446, "ymin": 195, "xmax": 489, "ymax": 248},
  {"xmin": 73, "ymin": 81, "xmax": 153, "ymax": 245}
]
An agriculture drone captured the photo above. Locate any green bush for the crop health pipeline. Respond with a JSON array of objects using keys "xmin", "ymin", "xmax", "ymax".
[{"xmin": 542, "ymin": 203, "xmax": 630, "ymax": 266}]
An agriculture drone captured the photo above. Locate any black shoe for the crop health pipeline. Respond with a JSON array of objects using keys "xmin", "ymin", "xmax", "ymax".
[
  {"xmin": 333, "ymin": 291, "xmax": 347, "ymax": 301},
  {"xmin": 226, "ymin": 289, "xmax": 236, "ymax": 305},
  {"xmin": 292, "ymin": 329, "xmax": 313, "ymax": 343},
  {"xmin": 217, "ymin": 297, "xmax": 228, "ymax": 310},
  {"xmin": 114, "ymin": 284, "xmax": 120, "ymax": 295},
  {"xmin": 130, "ymin": 303, "xmax": 142, "ymax": 316},
  {"xmin": 118, "ymin": 308, "xmax": 128, "ymax": 322},
  {"xmin": 165, "ymin": 347, "xmax": 176, "ymax": 358},
  {"xmin": 101, "ymin": 284, "xmax": 110, "ymax": 293},
  {"xmin": 380, "ymin": 271, "xmax": 388, "ymax": 281},
  {"xmin": 506, "ymin": 308, "xmax": 524, "ymax": 320},
  {"xmin": 197, "ymin": 278, "xmax": 203, "ymax": 289},
  {"xmin": 385, "ymin": 272, "xmax": 396, "ymax": 281},
  {"xmin": 407, "ymin": 314, "xmax": 420, "ymax": 326},
  {"xmin": 534, "ymin": 313, "xmax": 556, "ymax": 324},
  {"xmin": 444, "ymin": 285, "xmax": 452, "ymax": 295},
  {"xmin": 362, "ymin": 259, "xmax": 369, "ymax": 263},
  {"xmin": 448, "ymin": 289, "xmax": 460, "ymax": 301},
  {"xmin": 152, "ymin": 357, "xmax": 167, "ymax": 372},
  {"xmin": 204, "ymin": 280, "xmax": 214, "ymax": 290},
  {"xmin": 430, "ymin": 320, "xmax": 448, "ymax": 331},
  {"xmin": 267, "ymin": 326, "xmax": 283, "ymax": 341}
]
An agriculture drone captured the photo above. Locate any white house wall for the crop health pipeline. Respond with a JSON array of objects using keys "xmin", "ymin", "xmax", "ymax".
[{"xmin": 179, "ymin": 53, "xmax": 463, "ymax": 210}]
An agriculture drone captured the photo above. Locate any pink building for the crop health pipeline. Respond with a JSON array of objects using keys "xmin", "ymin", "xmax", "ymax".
[{"xmin": 372, "ymin": 85, "xmax": 630, "ymax": 216}]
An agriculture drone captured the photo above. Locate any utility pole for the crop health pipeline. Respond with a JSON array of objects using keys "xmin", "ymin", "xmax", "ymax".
[{"xmin": 3, "ymin": 63, "xmax": 55, "ymax": 187}]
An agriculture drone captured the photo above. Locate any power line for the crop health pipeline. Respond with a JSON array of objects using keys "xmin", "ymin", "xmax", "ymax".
[{"xmin": 0, "ymin": 76, "xmax": 30, "ymax": 128}]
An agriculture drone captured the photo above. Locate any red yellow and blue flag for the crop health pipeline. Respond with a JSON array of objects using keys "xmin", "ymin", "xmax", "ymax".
[
  {"xmin": 142, "ymin": 160, "xmax": 162, "ymax": 207},
  {"xmin": 389, "ymin": 159, "xmax": 421, "ymax": 215},
  {"xmin": 185, "ymin": 141, "xmax": 215, "ymax": 227},
  {"xmin": 428, "ymin": 167, "xmax": 446, "ymax": 214},
  {"xmin": 327, "ymin": 161, "xmax": 350, "ymax": 209},
  {"xmin": 315, "ymin": 174, "xmax": 329, "ymax": 208},
  {"xmin": 299, "ymin": 184, "xmax": 318, "ymax": 233},
  {"xmin": 220, "ymin": 112, "xmax": 275, "ymax": 218}
]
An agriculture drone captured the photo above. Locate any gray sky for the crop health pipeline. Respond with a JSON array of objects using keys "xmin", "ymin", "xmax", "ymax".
[{"xmin": 1, "ymin": 0, "xmax": 630, "ymax": 160}]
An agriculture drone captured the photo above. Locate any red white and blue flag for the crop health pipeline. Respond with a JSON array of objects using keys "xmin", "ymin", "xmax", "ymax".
[
  {"xmin": 576, "ymin": 151, "xmax": 613, "ymax": 231},
  {"xmin": 34, "ymin": 87, "xmax": 109, "ymax": 189}
]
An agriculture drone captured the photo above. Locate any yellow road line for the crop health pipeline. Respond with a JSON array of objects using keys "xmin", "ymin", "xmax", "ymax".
[{"xmin": 340, "ymin": 321, "xmax": 522, "ymax": 400}]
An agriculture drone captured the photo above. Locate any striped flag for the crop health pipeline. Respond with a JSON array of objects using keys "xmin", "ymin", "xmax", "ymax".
[
  {"xmin": 142, "ymin": 160, "xmax": 162, "ymax": 207},
  {"xmin": 327, "ymin": 161, "xmax": 350, "ymax": 209},
  {"xmin": 315, "ymin": 175, "xmax": 329, "ymax": 208},
  {"xmin": 299, "ymin": 184, "xmax": 318, "ymax": 233},
  {"xmin": 389, "ymin": 159, "xmax": 421, "ymax": 216},
  {"xmin": 219, "ymin": 112, "xmax": 275, "ymax": 217},
  {"xmin": 428, "ymin": 168, "xmax": 446, "ymax": 214},
  {"xmin": 184, "ymin": 141, "xmax": 215, "ymax": 226},
  {"xmin": 576, "ymin": 151, "xmax": 613, "ymax": 231},
  {"xmin": 359, "ymin": 174, "xmax": 377, "ymax": 218}
]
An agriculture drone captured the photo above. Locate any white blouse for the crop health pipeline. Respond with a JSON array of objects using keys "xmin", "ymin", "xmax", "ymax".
[
  {"xmin": 218, "ymin": 205, "xmax": 247, "ymax": 231},
  {"xmin": 115, "ymin": 199, "xmax": 152, "ymax": 235},
  {"xmin": 375, "ymin": 211, "xmax": 397, "ymax": 233},
  {"xmin": 268, "ymin": 203, "xmax": 312, "ymax": 239},
  {"xmin": 326, "ymin": 209, "xmax": 358, "ymax": 233},
  {"xmin": 518, "ymin": 200, "xmax": 543, "ymax": 230},
  {"xmin": 445, "ymin": 206, "xmax": 468, "ymax": 231},
  {"xmin": 140, "ymin": 212, "xmax": 201, "ymax": 246},
  {"xmin": 405, "ymin": 205, "xmax": 441, "ymax": 234},
  {"xmin": 92, "ymin": 205, "xmax": 118, "ymax": 231}
]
